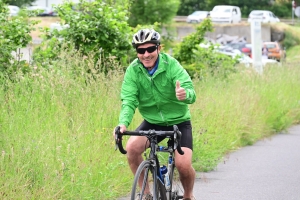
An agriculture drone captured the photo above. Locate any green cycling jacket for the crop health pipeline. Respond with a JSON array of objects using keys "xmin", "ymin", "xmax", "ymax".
[{"xmin": 118, "ymin": 53, "xmax": 196, "ymax": 127}]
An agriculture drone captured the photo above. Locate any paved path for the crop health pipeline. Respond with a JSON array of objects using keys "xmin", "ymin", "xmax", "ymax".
[{"xmin": 193, "ymin": 125, "xmax": 300, "ymax": 200}]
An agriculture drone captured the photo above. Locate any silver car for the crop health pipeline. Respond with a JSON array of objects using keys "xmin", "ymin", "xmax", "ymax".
[
  {"xmin": 186, "ymin": 11, "xmax": 210, "ymax": 23},
  {"xmin": 248, "ymin": 10, "xmax": 280, "ymax": 23},
  {"xmin": 8, "ymin": 5, "xmax": 20, "ymax": 16}
]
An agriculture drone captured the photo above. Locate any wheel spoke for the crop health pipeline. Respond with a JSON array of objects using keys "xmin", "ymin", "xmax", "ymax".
[{"xmin": 131, "ymin": 161, "xmax": 154, "ymax": 200}]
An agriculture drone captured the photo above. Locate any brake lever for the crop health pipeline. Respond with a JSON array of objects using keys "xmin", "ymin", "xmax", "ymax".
[
  {"xmin": 114, "ymin": 126, "xmax": 121, "ymax": 151},
  {"xmin": 173, "ymin": 125, "xmax": 184, "ymax": 155}
]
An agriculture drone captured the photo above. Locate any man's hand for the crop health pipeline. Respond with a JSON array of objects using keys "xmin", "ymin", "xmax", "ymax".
[
  {"xmin": 119, "ymin": 125, "xmax": 127, "ymax": 133},
  {"xmin": 175, "ymin": 80, "xmax": 186, "ymax": 101},
  {"xmin": 114, "ymin": 125, "xmax": 127, "ymax": 150},
  {"xmin": 113, "ymin": 124, "xmax": 127, "ymax": 138}
]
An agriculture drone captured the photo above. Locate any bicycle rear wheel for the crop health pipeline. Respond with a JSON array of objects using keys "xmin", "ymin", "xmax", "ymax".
[{"xmin": 131, "ymin": 160, "xmax": 165, "ymax": 200}]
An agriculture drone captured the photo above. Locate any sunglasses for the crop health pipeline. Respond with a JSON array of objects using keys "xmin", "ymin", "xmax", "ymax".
[{"xmin": 136, "ymin": 46, "xmax": 158, "ymax": 54}]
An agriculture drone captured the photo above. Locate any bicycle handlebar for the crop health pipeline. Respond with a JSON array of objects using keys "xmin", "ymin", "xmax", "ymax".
[{"xmin": 114, "ymin": 125, "xmax": 184, "ymax": 155}]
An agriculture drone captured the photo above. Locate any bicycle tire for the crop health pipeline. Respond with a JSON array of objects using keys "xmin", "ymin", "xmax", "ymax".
[
  {"xmin": 131, "ymin": 160, "xmax": 165, "ymax": 200},
  {"xmin": 169, "ymin": 166, "xmax": 184, "ymax": 200}
]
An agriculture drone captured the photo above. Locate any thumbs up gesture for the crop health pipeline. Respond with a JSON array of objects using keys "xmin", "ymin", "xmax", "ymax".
[{"xmin": 175, "ymin": 80, "xmax": 186, "ymax": 101}]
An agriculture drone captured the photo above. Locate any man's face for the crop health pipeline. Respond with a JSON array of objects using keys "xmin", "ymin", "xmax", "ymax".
[{"xmin": 136, "ymin": 43, "xmax": 161, "ymax": 69}]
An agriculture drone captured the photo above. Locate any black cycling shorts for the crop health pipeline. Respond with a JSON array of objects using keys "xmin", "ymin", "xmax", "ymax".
[{"xmin": 135, "ymin": 120, "xmax": 193, "ymax": 151}]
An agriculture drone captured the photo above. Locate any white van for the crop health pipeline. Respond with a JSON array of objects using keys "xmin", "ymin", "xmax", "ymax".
[{"xmin": 210, "ymin": 5, "xmax": 241, "ymax": 24}]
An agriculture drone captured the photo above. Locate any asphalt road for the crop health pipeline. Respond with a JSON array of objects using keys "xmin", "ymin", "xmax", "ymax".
[{"xmin": 193, "ymin": 125, "xmax": 300, "ymax": 200}]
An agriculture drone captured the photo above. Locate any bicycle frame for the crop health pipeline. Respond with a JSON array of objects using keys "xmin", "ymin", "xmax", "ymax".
[{"xmin": 115, "ymin": 125, "xmax": 184, "ymax": 200}]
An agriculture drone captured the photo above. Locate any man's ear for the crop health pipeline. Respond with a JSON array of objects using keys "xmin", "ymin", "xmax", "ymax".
[{"xmin": 158, "ymin": 45, "xmax": 162, "ymax": 51}]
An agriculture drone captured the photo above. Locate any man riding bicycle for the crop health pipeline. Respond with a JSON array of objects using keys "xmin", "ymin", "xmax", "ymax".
[{"xmin": 115, "ymin": 28, "xmax": 196, "ymax": 200}]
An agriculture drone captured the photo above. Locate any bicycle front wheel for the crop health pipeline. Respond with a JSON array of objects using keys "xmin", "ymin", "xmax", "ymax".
[
  {"xmin": 169, "ymin": 167, "xmax": 184, "ymax": 200},
  {"xmin": 131, "ymin": 160, "xmax": 157, "ymax": 200}
]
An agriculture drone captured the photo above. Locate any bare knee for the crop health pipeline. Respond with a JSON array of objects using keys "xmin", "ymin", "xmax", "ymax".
[
  {"xmin": 176, "ymin": 160, "xmax": 191, "ymax": 173},
  {"xmin": 126, "ymin": 136, "xmax": 148, "ymax": 160},
  {"xmin": 175, "ymin": 147, "xmax": 194, "ymax": 175}
]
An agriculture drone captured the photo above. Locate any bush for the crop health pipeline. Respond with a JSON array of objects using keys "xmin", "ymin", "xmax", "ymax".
[
  {"xmin": 173, "ymin": 19, "xmax": 237, "ymax": 79},
  {"xmin": 33, "ymin": 0, "xmax": 133, "ymax": 71},
  {"xmin": 282, "ymin": 31, "xmax": 300, "ymax": 50},
  {"xmin": 269, "ymin": 3, "xmax": 290, "ymax": 18},
  {"xmin": 0, "ymin": 2, "xmax": 38, "ymax": 75},
  {"xmin": 173, "ymin": 19, "xmax": 213, "ymax": 65}
]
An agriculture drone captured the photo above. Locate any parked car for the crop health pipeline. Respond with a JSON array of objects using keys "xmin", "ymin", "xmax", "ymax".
[
  {"xmin": 220, "ymin": 49, "xmax": 279, "ymax": 67},
  {"xmin": 26, "ymin": 6, "xmax": 57, "ymax": 16},
  {"xmin": 199, "ymin": 41, "xmax": 278, "ymax": 67},
  {"xmin": 263, "ymin": 41, "xmax": 286, "ymax": 61},
  {"xmin": 210, "ymin": 5, "xmax": 241, "ymax": 24},
  {"xmin": 248, "ymin": 10, "xmax": 280, "ymax": 23},
  {"xmin": 186, "ymin": 11, "xmax": 210, "ymax": 23},
  {"xmin": 225, "ymin": 42, "xmax": 248, "ymax": 52},
  {"xmin": 241, "ymin": 46, "xmax": 252, "ymax": 58},
  {"xmin": 7, "ymin": 5, "xmax": 20, "ymax": 16},
  {"xmin": 224, "ymin": 42, "xmax": 252, "ymax": 57},
  {"xmin": 238, "ymin": 53, "xmax": 279, "ymax": 67}
]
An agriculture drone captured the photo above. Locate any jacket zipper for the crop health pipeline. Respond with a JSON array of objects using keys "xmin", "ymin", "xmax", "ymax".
[{"xmin": 141, "ymin": 65, "xmax": 168, "ymax": 125}]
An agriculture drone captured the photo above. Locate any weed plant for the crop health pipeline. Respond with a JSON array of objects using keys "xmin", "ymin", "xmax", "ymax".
[{"xmin": 1, "ymin": 51, "xmax": 300, "ymax": 199}]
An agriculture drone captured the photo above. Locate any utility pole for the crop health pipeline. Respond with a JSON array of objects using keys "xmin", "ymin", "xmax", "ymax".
[
  {"xmin": 292, "ymin": 0, "xmax": 296, "ymax": 25},
  {"xmin": 251, "ymin": 18, "xmax": 263, "ymax": 74}
]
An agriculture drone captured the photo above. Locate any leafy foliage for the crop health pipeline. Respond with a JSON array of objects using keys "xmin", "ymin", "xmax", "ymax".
[
  {"xmin": 0, "ymin": 2, "xmax": 38, "ymax": 74},
  {"xmin": 282, "ymin": 31, "xmax": 300, "ymax": 50},
  {"xmin": 268, "ymin": 1, "xmax": 291, "ymax": 17},
  {"xmin": 177, "ymin": 0, "xmax": 271, "ymax": 16},
  {"xmin": 2, "ymin": 0, "xmax": 35, "ymax": 7},
  {"xmin": 128, "ymin": 0, "xmax": 180, "ymax": 27},
  {"xmin": 177, "ymin": 0, "xmax": 295, "ymax": 17},
  {"xmin": 173, "ymin": 19, "xmax": 237, "ymax": 79},
  {"xmin": 177, "ymin": 0, "xmax": 208, "ymax": 16},
  {"xmin": 187, "ymin": 44, "xmax": 238, "ymax": 79},
  {"xmin": 33, "ymin": 0, "xmax": 133, "ymax": 72},
  {"xmin": 59, "ymin": 0, "xmax": 132, "ymax": 58},
  {"xmin": 174, "ymin": 18, "xmax": 213, "ymax": 65},
  {"xmin": 205, "ymin": 0, "xmax": 271, "ymax": 7}
]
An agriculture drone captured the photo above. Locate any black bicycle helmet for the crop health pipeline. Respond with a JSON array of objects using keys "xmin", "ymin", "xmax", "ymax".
[{"xmin": 132, "ymin": 29, "xmax": 161, "ymax": 48}]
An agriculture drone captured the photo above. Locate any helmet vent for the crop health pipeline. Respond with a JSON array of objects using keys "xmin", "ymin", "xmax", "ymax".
[{"xmin": 132, "ymin": 29, "xmax": 161, "ymax": 48}]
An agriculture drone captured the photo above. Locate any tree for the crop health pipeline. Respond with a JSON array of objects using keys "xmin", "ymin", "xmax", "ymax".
[
  {"xmin": 33, "ymin": 0, "xmax": 133, "ymax": 72},
  {"xmin": 203, "ymin": 0, "xmax": 272, "ymax": 16},
  {"xmin": 177, "ymin": 0, "xmax": 273, "ymax": 16},
  {"xmin": 173, "ymin": 18, "xmax": 236, "ymax": 79},
  {"xmin": 0, "ymin": 1, "xmax": 38, "ymax": 74},
  {"xmin": 274, "ymin": 0, "xmax": 289, "ymax": 3},
  {"xmin": 173, "ymin": 18, "xmax": 213, "ymax": 66},
  {"xmin": 205, "ymin": 0, "xmax": 270, "ymax": 8},
  {"xmin": 2, "ymin": 0, "xmax": 35, "ymax": 7},
  {"xmin": 128, "ymin": 0, "xmax": 180, "ymax": 27},
  {"xmin": 177, "ymin": 0, "xmax": 208, "ymax": 16}
]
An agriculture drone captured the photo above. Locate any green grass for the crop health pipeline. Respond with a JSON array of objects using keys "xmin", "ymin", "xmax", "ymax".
[
  {"xmin": 286, "ymin": 45, "xmax": 300, "ymax": 61},
  {"xmin": 1, "ymin": 48, "xmax": 300, "ymax": 199},
  {"xmin": 0, "ymin": 55, "xmax": 134, "ymax": 199},
  {"xmin": 191, "ymin": 64, "xmax": 300, "ymax": 171}
]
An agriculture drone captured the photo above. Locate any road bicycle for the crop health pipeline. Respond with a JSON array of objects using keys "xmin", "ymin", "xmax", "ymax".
[{"xmin": 115, "ymin": 125, "xmax": 185, "ymax": 200}]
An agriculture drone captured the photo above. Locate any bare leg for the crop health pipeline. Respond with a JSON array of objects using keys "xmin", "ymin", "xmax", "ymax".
[
  {"xmin": 126, "ymin": 136, "xmax": 151, "ymax": 194},
  {"xmin": 175, "ymin": 147, "xmax": 195, "ymax": 198}
]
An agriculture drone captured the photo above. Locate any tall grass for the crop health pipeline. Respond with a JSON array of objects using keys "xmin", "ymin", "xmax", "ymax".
[
  {"xmin": 0, "ymin": 52, "xmax": 135, "ymax": 199},
  {"xmin": 191, "ymin": 64, "xmax": 300, "ymax": 171},
  {"xmin": 1, "ymin": 53, "xmax": 300, "ymax": 199}
]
